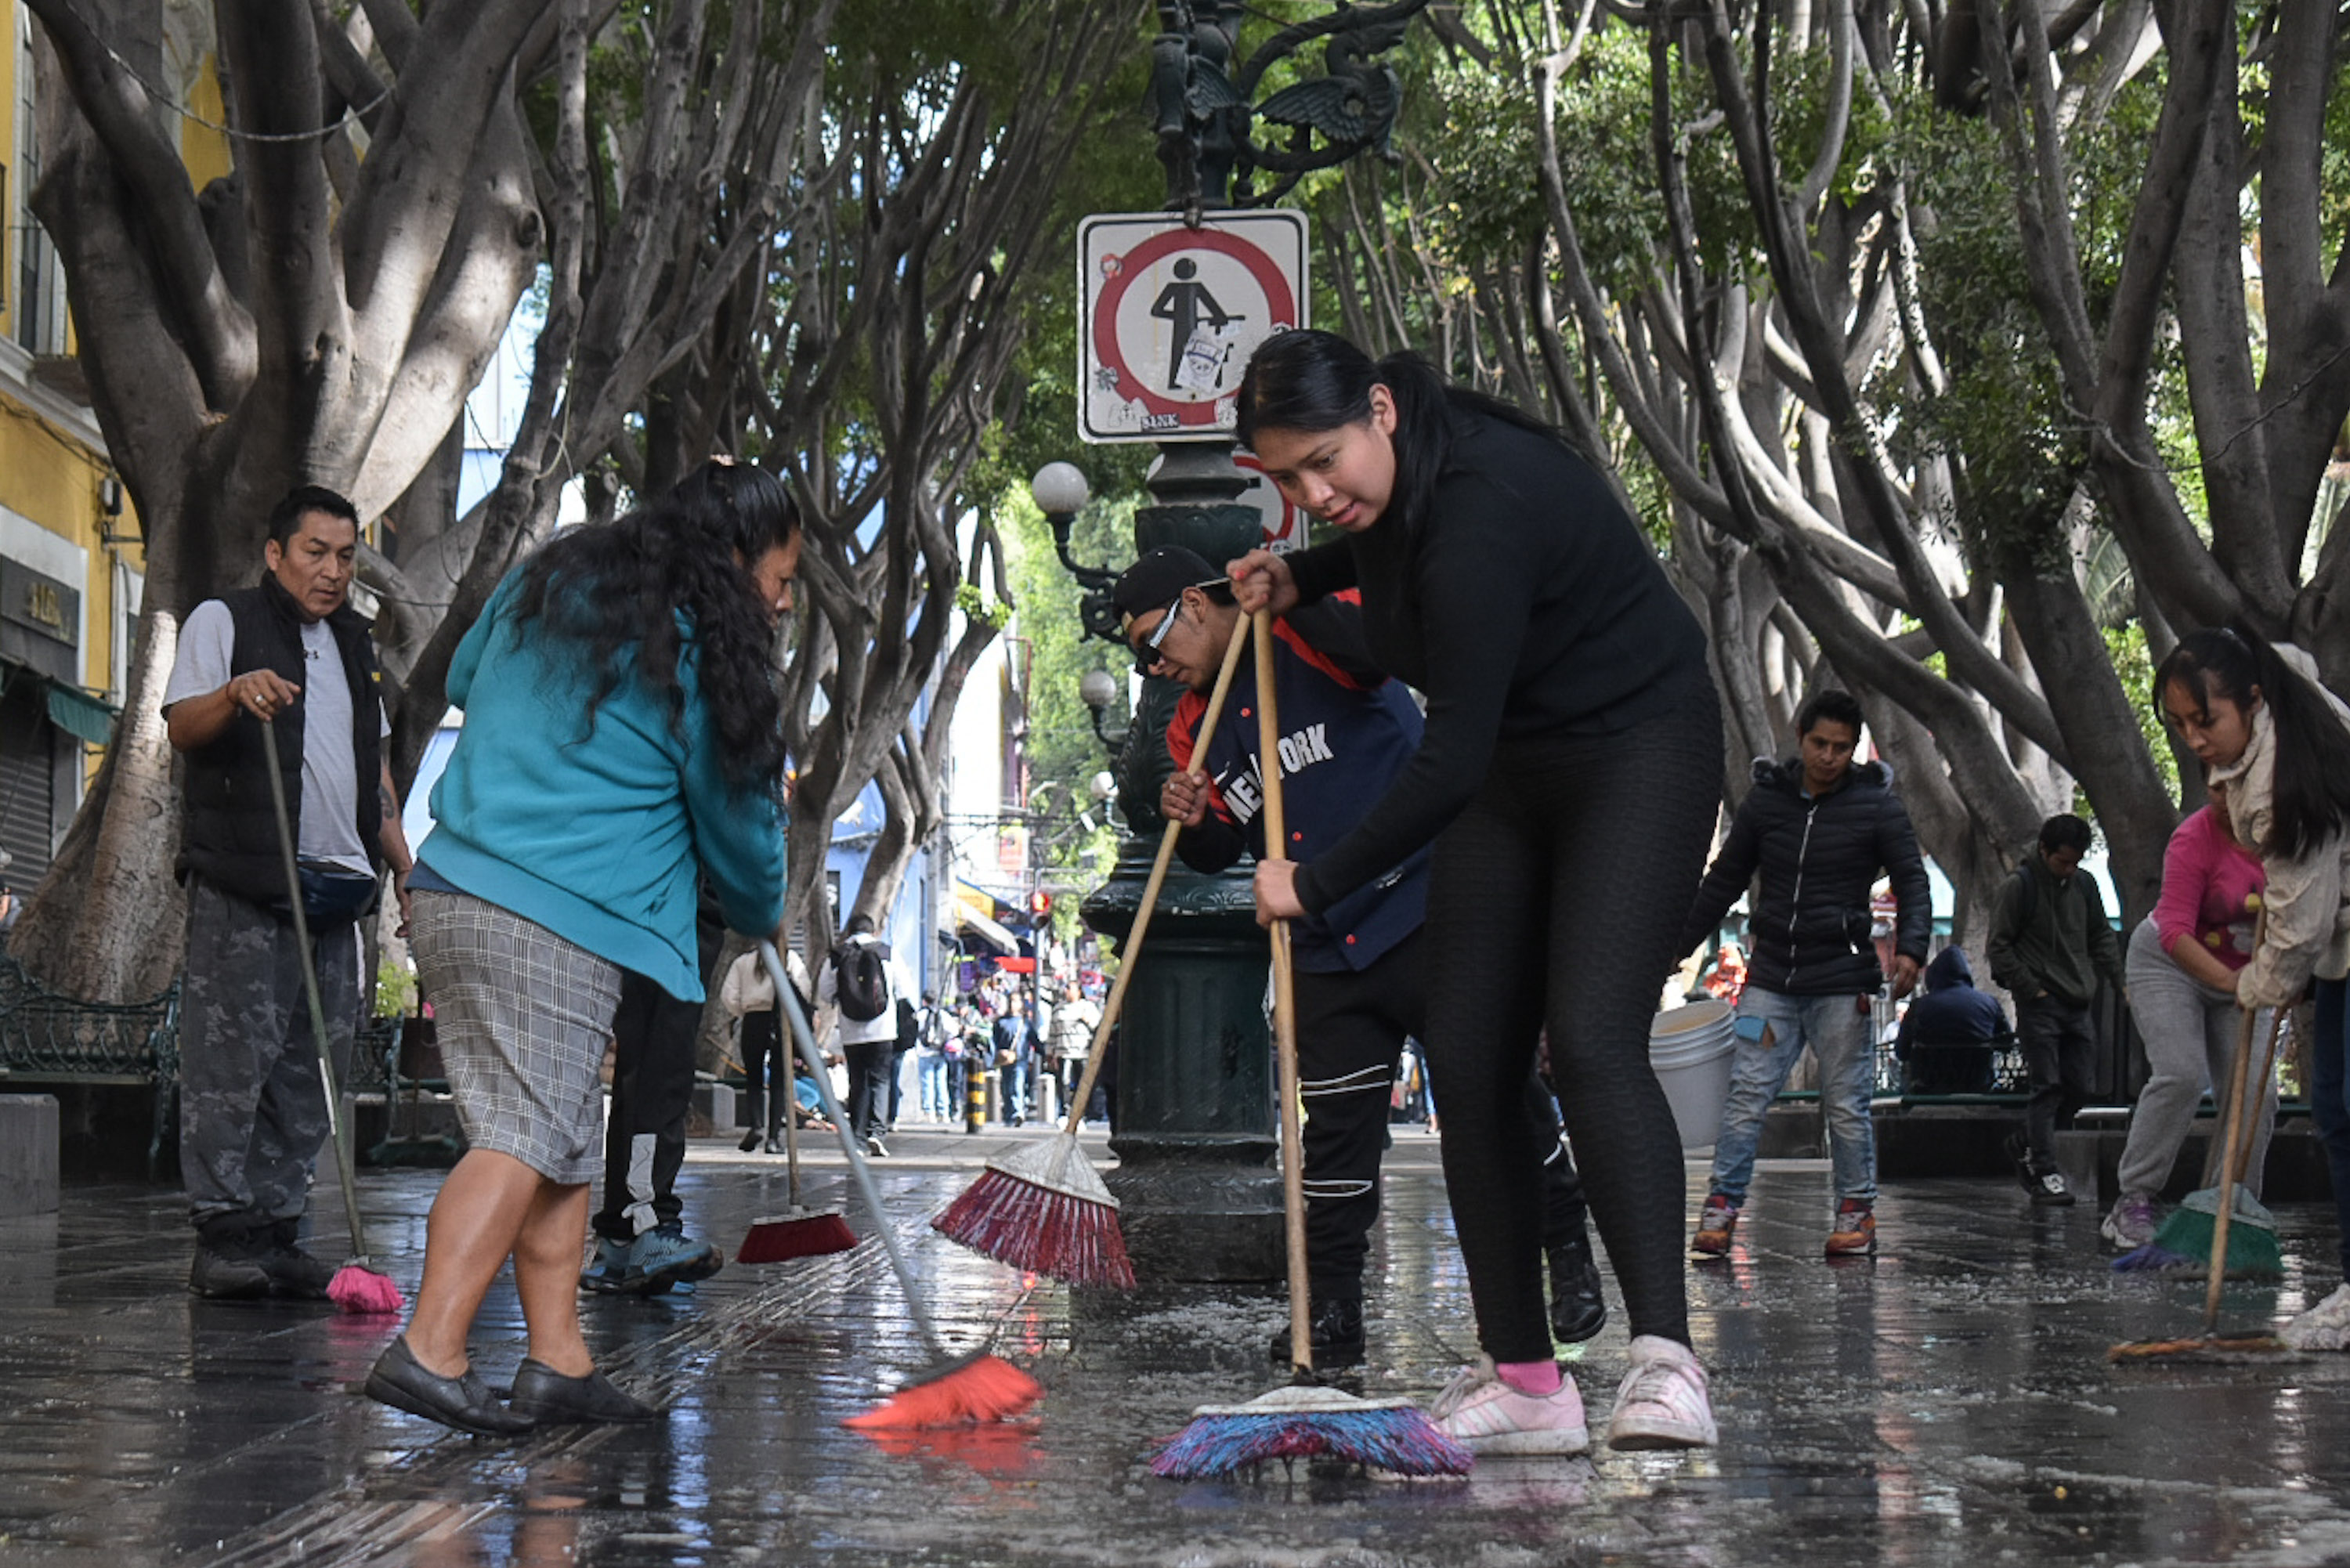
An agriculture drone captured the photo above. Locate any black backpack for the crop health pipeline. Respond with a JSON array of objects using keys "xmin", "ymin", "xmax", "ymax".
[
  {"xmin": 895, "ymin": 996, "xmax": 920, "ymax": 1053},
  {"xmin": 832, "ymin": 938, "xmax": 891, "ymax": 1021}
]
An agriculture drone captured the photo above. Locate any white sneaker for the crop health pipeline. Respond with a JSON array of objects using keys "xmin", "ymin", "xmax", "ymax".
[
  {"xmin": 2282, "ymin": 1283, "xmax": 2350, "ymax": 1350},
  {"xmin": 1607, "ymin": 1335, "xmax": 1718, "ymax": 1450},
  {"xmin": 1429, "ymin": 1356, "xmax": 1589, "ymax": 1455}
]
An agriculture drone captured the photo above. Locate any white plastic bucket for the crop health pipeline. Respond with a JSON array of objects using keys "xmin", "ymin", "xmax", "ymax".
[{"xmin": 1649, "ymin": 999, "xmax": 1737, "ymax": 1149}]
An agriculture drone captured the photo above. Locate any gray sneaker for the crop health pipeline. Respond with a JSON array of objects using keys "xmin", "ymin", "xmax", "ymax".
[{"xmin": 2101, "ymin": 1191, "xmax": 2158, "ymax": 1248}]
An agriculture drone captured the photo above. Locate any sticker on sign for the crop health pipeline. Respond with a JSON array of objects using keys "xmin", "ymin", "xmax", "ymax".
[{"xmin": 1079, "ymin": 210, "xmax": 1308, "ymax": 444}]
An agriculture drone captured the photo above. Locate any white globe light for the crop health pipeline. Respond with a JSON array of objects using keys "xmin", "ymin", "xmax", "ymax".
[
  {"xmin": 1079, "ymin": 668, "xmax": 1120, "ymax": 710},
  {"xmin": 1090, "ymin": 770, "xmax": 1118, "ymax": 803},
  {"xmin": 1030, "ymin": 461, "xmax": 1091, "ymax": 516}
]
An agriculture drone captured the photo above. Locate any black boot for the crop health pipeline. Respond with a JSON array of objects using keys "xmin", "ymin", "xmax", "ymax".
[
  {"xmin": 189, "ymin": 1222, "xmax": 272, "ymax": 1301},
  {"xmin": 258, "ymin": 1218, "xmax": 334, "ymax": 1300},
  {"xmin": 1547, "ymin": 1230, "xmax": 1607, "ymax": 1343},
  {"xmin": 1266, "ymin": 1295, "xmax": 1366, "ymax": 1370}
]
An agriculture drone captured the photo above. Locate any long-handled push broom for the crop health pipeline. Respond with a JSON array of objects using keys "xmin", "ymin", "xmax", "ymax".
[
  {"xmin": 759, "ymin": 941, "xmax": 1043, "ymax": 1426},
  {"xmin": 739, "ymin": 975, "xmax": 858, "ymax": 1263},
  {"xmin": 931, "ymin": 611, "xmax": 1258, "ymax": 1290},
  {"xmin": 2110, "ymin": 985, "xmax": 2290, "ymax": 1362},
  {"xmin": 1151, "ymin": 612, "xmax": 1471, "ymax": 1480},
  {"xmin": 258, "ymin": 721, "xmax": 403, "ymax": 1315}
]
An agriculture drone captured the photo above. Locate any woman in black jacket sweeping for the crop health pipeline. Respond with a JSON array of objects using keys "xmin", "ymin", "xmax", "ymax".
[{"xmin": 1229, "ymin": 329, "xmax": 1721, "ymax": 1456}]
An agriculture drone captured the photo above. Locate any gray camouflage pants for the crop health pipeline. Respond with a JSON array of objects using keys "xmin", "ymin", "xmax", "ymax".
[{"xmin": 179, "ymin": 876, "xmax": 360, "ymax": 1242}]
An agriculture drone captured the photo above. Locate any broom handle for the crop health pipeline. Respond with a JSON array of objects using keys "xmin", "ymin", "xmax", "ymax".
[
  {"xmin": 2204, "ymin": 998, "xmax": 2263, "ymax": 1331},
  {"xmin": 1054, "ymin": 612, "xmax": 1256, "ymax": 1138},
  {"xmin": 1253, "ymin": 609, "xmax": 1311, "ymax": 1375},
  {"xmin": 2230, "ymin": 1008, "xmax": 2287, "ymax": 1189},
  {"xmin": 764, "ymin": 940, "xmax": 949, "ymax": 1362},
  {"xmin": 779, "ymin": 1001, "xmax": 804, "ymax": 1208},
  {"xmin": 2202, "ymin": 907, "xmax": 2273, "ymax": 1331},
  {"xmin": 259, "ymin": 719, "xmax": 374, "ymax": 1266}
]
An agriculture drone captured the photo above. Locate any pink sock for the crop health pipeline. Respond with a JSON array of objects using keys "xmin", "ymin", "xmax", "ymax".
[{"xmin": 1495, "ymin": 1359, "xmax": 1562, "ymax": 1396}]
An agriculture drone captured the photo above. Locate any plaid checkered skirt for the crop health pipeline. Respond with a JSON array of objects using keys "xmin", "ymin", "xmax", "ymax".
[{"xmin": 410, "ymin": 889, "xmax": 623, "ymax": 1185}]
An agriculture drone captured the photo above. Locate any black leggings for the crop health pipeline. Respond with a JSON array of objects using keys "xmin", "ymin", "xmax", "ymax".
[{"xmin": 1420, "ymin": 692, "xmax": 1719, "ymax": 1362}]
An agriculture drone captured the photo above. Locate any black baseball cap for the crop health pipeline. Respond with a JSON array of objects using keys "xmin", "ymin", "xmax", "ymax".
[{"xmin": 1109, "ymin": 547, "xmax": 1227, "ymax": 631}]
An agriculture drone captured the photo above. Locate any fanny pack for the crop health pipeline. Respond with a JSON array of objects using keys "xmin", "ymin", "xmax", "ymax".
[{"xmin": 292, "ymin": 862, "xmax": 380, "ymax": 927}]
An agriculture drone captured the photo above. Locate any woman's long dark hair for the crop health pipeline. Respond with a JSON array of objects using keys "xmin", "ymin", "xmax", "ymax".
[
  {"xmin": 1234, "ymin": 328, "xmax": 1571, "ymax": 544},
  {"xmin": 508, "ymin": 457, "xmax": 796, "ymax": 797},
  {"xmin": 2154, "ymin": 624, "xmax": 2350, "ymax": 861}
]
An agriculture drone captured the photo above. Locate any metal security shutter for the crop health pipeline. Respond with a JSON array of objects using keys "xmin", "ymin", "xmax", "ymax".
[{"xmin": 0, "ymin": 678, "xmax": 55, "ymax": 881}]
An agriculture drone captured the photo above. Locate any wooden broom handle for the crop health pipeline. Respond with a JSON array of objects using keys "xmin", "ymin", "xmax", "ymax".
[
  {"xmin": 2204, "ymin": 908, "xmax": 2273, "ymax": 1331},
  {"xmin": 1254, "ymin": 609, "xmax": 1311, "ymax": 1375},
  {"xmin": 1054, "ymin": 612, "xmax": 1257, "ymax": 1137}
]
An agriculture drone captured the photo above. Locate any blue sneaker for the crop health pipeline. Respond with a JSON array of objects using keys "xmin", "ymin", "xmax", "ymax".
[
  {"xmin": 579, "ymin": 1234, "xmax": 634, "ymax": 1295},
  {"xmin": 580, "ymin": 1223, "xmax": 722, "ymax": 1296}
]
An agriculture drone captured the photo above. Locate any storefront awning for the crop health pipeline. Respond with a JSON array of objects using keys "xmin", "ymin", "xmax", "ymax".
[
  {"xmin": 44, "ymin": 681, "xmax": 117, "ymax": 746},
  {"xmin": 956, "ymin": 902, "xmax": 1021, "ymax": 954}
]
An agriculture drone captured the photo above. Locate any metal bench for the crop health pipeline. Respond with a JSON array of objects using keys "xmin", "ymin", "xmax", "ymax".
[{"xmin": 0, "ymin": 950, "xmax": 181, "ymax": 1176}]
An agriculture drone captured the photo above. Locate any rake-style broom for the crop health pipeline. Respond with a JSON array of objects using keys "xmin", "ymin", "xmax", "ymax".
[
  {"xmin": 2110, "ymin": 990, "xmax": 2290, "ymax": 1362},
  {"xmin": 931, "ymin": 612, "xmax": 1257, "ymax": 1290},
  {"xmin": 761, "ymin": 941, "xmax": 1043, "ymax": 1426},
  {"xmin": 259, "ymin": 721, "xmax": 403, "ymax": 1316},
  {"xmin": 1152, "ymin": 612, "xmax": 1471, "ymax": 1480}
]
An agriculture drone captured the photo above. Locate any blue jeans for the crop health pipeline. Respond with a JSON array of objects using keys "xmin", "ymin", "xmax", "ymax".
[
  {"xmin": 916, "ymin": 1051, "xmax": 949, "ymax": 1118},
  {"xmin": 2308, "ymin": 977, "xmax": 2350, "ymax": 1281},
  {"xmin": 1707, "ymin": 986, "xmax": 1878, "ymax": 1205}
]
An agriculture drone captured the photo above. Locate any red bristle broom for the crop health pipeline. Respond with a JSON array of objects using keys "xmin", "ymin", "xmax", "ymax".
[
  {"xmin": 1152, "ymin": 612, "xmax": 1470, "ymax": 1480},
  {"xmin": 759, "ymin": 941, "xmax": 1042, "ymax": 1427},
  {"xmin": 259, "ymin": 722, "xmax": 403, "ymax": 1315},
  {"xmin": 738, "ymin": 968, "xmax": 858, "ymax": 1263},
  {"xmin": 931, "ymin": 612, "xmax": 1257, "ymax": 1289}
]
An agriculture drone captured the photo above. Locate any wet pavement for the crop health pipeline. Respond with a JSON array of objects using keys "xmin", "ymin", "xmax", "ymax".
[{"xmin": 6, "ymin": 1125, "xmax": 2350, "ymax": 1566}]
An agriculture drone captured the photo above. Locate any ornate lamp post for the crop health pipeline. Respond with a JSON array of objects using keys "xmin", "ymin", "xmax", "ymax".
[{"xmin": 1031, "ymin": 0, "xmax": 1426, "ymax": 1281}]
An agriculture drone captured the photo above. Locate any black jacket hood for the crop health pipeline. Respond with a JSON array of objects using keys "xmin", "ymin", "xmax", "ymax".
[
  {"xmin": 1925, "ymin": 945, "xmax": 1974, "ymax": 992},
  {"xmin": 1752, "ymin": 754, "xmax": 1896, "ymax": 796}
]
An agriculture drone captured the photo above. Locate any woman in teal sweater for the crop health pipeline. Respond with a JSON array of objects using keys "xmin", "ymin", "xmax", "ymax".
[{"xmin": 365, "ymin": 460, "xmax": 795, "ymax": 1436}]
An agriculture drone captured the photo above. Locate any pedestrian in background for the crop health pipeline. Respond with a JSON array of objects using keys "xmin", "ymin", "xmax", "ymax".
[
  {"xmin": 2149, "ymin": 627, "xmax": 2350, "ymax": 1347},
  {"xmin": 1987, "ymin": 813, "xmax": 2124, "ymax": 1206},
  {"xmin": 1231, "ymin": 327, "xmax": 1723, "ymax": 1454},
  {"xmin": 1680, "ymin": 689, "xmax": 1931, "ymax": 1259},
  {"xmin": 913, "ymin": 991, "xmax": 953, "ymax": 1122},
  {"xmin": 992, "ymin": 1005, "xmax": 1034, "ymax": 1127},
  {"xmin": 162, "ymin": 484, "xmax": 417, "ymax": 1301},
  {"xmin": 1048, "ymin": 982, "xmax": 1100, "ymax": 1124},
  {"xmin": 1893, "ymin": 946, "xmax": 2010, "ymax": 1095},
  {"xmin": 2103, "ymin": 787, "xmax": 2271, "ymax": 1249},
  {"xmin": 365, "ymin": 458, "xmax": 794, "ymax": 1435},
  {"xmin": 817, "ymin": 916, "xmax": 910, "ymax": 1158},
  {"xmin": 721, "ymin": 943, "xmax": 806, "ymax": 1154}
]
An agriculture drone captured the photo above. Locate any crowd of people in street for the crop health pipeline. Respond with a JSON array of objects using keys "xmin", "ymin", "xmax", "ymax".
[{"xmin": 147, "ymin": 324, "xmax": 2350, "ymax": 1464}]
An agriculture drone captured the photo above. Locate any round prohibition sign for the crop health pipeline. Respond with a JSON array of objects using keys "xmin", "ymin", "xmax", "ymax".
[{"xmin": 1093, "ymin": 226, "xmax": 1298, "ymax": 427}]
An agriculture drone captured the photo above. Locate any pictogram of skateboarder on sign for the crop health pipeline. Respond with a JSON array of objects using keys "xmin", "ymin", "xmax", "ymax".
[{"xmin": 1080, "ymin": 210, "xmax": 1307, "ymax": 443}]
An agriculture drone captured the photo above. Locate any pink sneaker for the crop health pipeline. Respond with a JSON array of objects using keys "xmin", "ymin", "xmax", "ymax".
[
  {"xmin": 1430, "ymin": 1357, "xmax": 1590, "ymax": 1455},
  {"xmin": 1606, "ymin": 1335, "xmax": 1718, "ymax": 1451}
]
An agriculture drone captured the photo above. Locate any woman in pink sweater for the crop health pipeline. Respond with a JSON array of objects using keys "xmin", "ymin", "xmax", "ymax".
[{"xmin": 2102, "ymin": 790, "xmax": 2271, "ymax": 1249}]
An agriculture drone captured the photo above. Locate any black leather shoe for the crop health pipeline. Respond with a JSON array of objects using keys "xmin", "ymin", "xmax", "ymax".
[
  {"xmin": 1266, "ymin": 1296, "xmax": 1366, "ymax": 1369},
  {"xmin": 1547, "ymin": 1235, "xmax": 1608, "ymax": 1343},
  {"xmin": 364, "ymin": 1338, "xmax": 533, "ymax": 1436},
  {"xmin": 508, "ymin": 1358, "xmax": 660, "ymax": 1425},
  {"xmin": 738, "ymin": 1129, "xmax": 762, "ymax": 1153}
]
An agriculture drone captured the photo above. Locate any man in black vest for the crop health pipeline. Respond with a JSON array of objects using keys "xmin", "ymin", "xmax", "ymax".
[{"xmin": 162, "ymin": 485, "xmax": 416, "ymax": 1300}]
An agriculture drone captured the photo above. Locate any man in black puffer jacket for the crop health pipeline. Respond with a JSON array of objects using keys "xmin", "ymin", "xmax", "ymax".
[{"xmin": 1679, "ymin": 691, "xmax": 1931, "ymax": 1259}]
